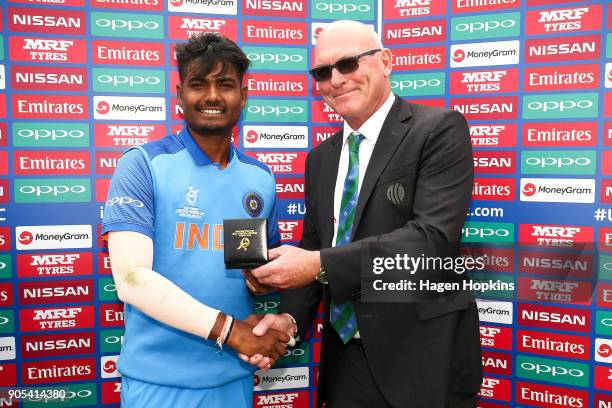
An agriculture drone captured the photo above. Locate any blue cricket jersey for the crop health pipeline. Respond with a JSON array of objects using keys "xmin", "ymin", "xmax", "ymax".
[{"xmin": 102, "ymin": 127, "xmax": 280, "ymax": 388}]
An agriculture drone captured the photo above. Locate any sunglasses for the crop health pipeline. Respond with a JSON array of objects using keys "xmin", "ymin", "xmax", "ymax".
[{"xmin": 309, "ymin": 49, "xmax": 382, "ymax": 82}]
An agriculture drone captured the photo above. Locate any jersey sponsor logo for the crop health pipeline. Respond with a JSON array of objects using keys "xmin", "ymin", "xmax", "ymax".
[
  {"xmin": 473, "ymin": 152, "xmax": 515, "ymax": 174},
  {"xmin": 92, "ymin": 40, "xmax": 163, "ymax": 65},
  {"xmin": 452, "ymin": 0, "xmax": 519, "ymax": 13},
  {"xmin": 12, "ymin": 94, "xmax": 88, "ymax": 120},
  {"xmin": 451, "ymin": 96, "xmax": 517, "ymax": 120},
  {"xmin": 10, "ymin": 36, "xmax": 86, "ymax": 63},
  {"xmin": 516, "ymin": 381, "xmax": 588, "ymax": 406},
  {"xmin": 11, "ymin": 65, "xmax": 87, "ymax": 91},
  {"xmin": 254, "ymin": 367, "xmax": 309, "ymax": 391},
  {"xmin": 9, "ymin": 7, "xmax": 85, "ymax": 35},
  {"xmin": 22, "ymin": 357, "xmax": 96, "ymax": 384},
  {"xmin": 243, "ymin": 0, "xmax": 306, "ymax": 16},
  {"xmin": 246, "ymin": 152, "xmax": 307, "ymax": 175},
  {"xmin": 450, "ymin": 40, "xmax": 519, "ymax": 68},
  {"xmin": 93, "ymin": 96, "xmax": 165, "ymax": 121},
  {"xmin": 392, "ymin": 46, "xmax": 445, "ymax": 70},
  {"xmin": 246, "ymin": 73, "xmax": 307, "ymax": 97},
  {"xmin": 14, "ymin": 151, "xmax": 89, "ymax": 176},
  {"xmin": 20, "ymin": 305, "xmax": 95, "ymax": 332},
  {"xmin": 19, "ymin": 280, "xmax": 93, "ymax": 305},
  {"xmin": 518, "ymin": 303, "xmax": 589, "ymax": 332},
  {"xmin": 384, "ymin": 0, "xmax": 445, "ymax": 19},
  {"xmin": 522, "ymin": 121, "xmax": 596, "ymax": 146},
  {"xmin": 17, "ymin": 252, "xmax": 92, "ymax": 278},
  {"xmin": 168, "ymin": 0, "xmax": 237, "ymax": 15},
  {"xmin": 168, "ymin": 16, "xmax": 236, "ymax": 40},
  {"xmin": 384, "ymin": 19, "xmax": 445, "ymax": 44},
  {"xmin": 21, "ymin": 332, "xmax": 95, "ymax": 358},
  {"xmin": 526, "ymin": 5, "xmax": 601, "ymax": 35},
  {"xmin": 16, "ymin": 225, "xmax": 92, "ymax": 251},
  {"xmin": 243, "ymin": 20, "xmax": 306, "ymax": 44},
  {"xmin": 479, "ymin": 376, "xmax": 511, "ymax": 401},
  {"xmin": 520, "ymin": 178, "xmax": 595, "ymax": 204},
  {"xmin": 525, "ymin": 35, "xmax": 600, "ymax": 63}
]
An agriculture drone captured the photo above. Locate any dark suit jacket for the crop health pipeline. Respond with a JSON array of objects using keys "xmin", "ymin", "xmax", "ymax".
[{"xmin": 280, "ymin": 95, "xmax": 483, "ymax": 408}]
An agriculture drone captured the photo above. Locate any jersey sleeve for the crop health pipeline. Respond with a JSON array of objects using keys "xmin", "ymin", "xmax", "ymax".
[
  {"xmin": 266, "ymin": 174, "xmax": 281, "ymax": 247},
  {"xmin": 102, "ymin": 148, "xmax": 155, "ymax": 239}
]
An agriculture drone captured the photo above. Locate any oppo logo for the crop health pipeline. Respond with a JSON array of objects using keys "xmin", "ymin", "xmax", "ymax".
[
  {"xmin": 527, "ymin": 100, "xmax": 593, "ymax": 112},
  {"xmin": 520, "ymin": 362, "xmax": 584, "ymax": 378},
  {"xmin": 315, "ymin": 2, "xmax": 370, "ymax": 13},
  {"xmin": 29, "ymin": 389, "xmax": 93, "ymax": 402},
  {"xmin": 391, "ymin": 79, "xmax": 441, "ymax": 91},
  {"xmin": 0, "ymin": 262, "xmax": 6, "ymax": 270},
  {"xmin": 105, "ymin": 196, "xmax": 144, "ymax": 207},
  {"xmin": 463, "ymin": 227, "xmax": 510, "ymax": 238},
  {"xmin": 0, "ymin": 316, "xmax": 9, "ymax": 325},
  {"xmin": 103, "ymin": 283, "xmax": 116, "ymax": 293},
  {"xmin": 602, "ymin": 262, "xmax": 612, "ymax": 272},
  {"xmin": 97, "ymin": 74, "xmax": 161, "ymax": 87},
  {"xmin": 20, "ymin": 185, "xmax": 86, "ymax": 197},
  {"xmin": 105, "ymin": 335, "xmax": 123, "ymax": 344},
  {"xmin": 17, "ymin": 129, "xmax": 85, "ymax": 141},
  {"xmin": 525, "ymin": 157, "xmax": 591, "ymax": 168},
  {"xmin": 456, "ymin": 19, "xmax": 516, "ymax": 33},
  {"xmin": 247, "ymin": 106, "xmax": 304, "ymax": 116},
  {"xmin": 284, "ymin": 348, "xmax": 305, "ymax": 357},
  {"xmin": 601, "ymin": 318, "xmax": 612, "ymax": 327},
  {"xmin": 247, "ymin": 52, "xmax": 303, "ymax": 64},
  {"xmin": 96, "ymin": 18, "xmax": 159, "ymax": 31},
  {"xmin": 254, "ymin": 300, "xmax": 279, "ymax": 312}
]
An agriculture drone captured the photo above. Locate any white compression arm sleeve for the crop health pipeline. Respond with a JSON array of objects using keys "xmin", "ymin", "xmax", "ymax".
[{"xmin": 107, "ymin": 230, "xmax": 220, "ymax": 339}]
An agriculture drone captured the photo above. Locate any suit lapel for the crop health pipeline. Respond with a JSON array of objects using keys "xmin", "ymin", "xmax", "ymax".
[
  {"xmin": 320, "ymin": 131, "xmax": 343, "ymax": 247},
  {"xmin": 351, "ymin": 97, "xmax": 413, "ymax": 240}
]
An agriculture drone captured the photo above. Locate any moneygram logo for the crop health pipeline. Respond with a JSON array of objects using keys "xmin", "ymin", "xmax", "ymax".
[
  {"xmin": 16, "ymin": 225, "xmax": 92, "ymax": 251},
  {"xmin": 450, "ymin": 40, "xmax": 519, "ymax": 68},
  {"xmin": 521, "ymin": 150, "xmax": 595, "ymax": 175},
  {"xmin": 168, "ymin": 0, "xmax": 237, "ymax": 15},
  {"xmin": 93, "ymin": 68, "xmax": 164, "ymax": 93},
  {"xmin": 93, "ymin": 96, "xmax": 165, "ymax": 120},
  {"xmin": 606, "ymin": 62, "xmax": 612, "ymax": 88},
  {"xmin": 91, "ymin": 11, "xmax": 163, "ymax": 39},
  {"xmin": 312, "ymin": 0, "xmax": 373, "ymax": 20},
  {"xmin": 0, "ymin": 337, "xmax": 15, "ymax": 360},
  {"xmin": 101, "ymin": 355, "xmax": 120, "ymax": 378},
  {"xmin": 243, "ymin": 126, "xmax": 308, "ymax": 148},
  {"xmin": 390, "ymin": 72, "xmax": 444, "ymax": 96},
  {"xmin": 462, "ymin": 222, "xmax": 514, "ymax": 243},
  {"xmin": 244, "ymin": 46, "xmax": 306, "ymax": 71},
  {"xmin": 12, "ymin": 122, "xmax": 89, "ymax": 147},
  {"xmin": 520, "ymin": 178, "xmax": 595, "ymax": 203},
  {"xmin": 523, "ymin": 93, "xmax": 598, "ymax": 119},
  {"xmin": 254, "ymin": 367, "xmax": 309, "ymax": 391},
  {"xmin": 15, "ymin": 179, "xmax": 91, "ymax": 203},
  {"xmin": 244, "ymin": 100, "xmax": 307, "ymax": 122},
  {"xmin": 243, "ymin": 0, "xmax": 306, "ymax": 17},
  {"xmin": 384, "ymin": 20, "xmax": 445, "ymax": 44},
  {"xmin": 452, "ymin": 12, "xmax": 520, "ymax": 41},
  {"xmin": 596, "ymin": 338, "xmax": 612, "ymax": 363},
  {"xmin": 476, "ymin": 300, "xmax": 513, "ymax": 324},
  {"xmin": 516, "ymin": 355, "xmax": 588, "ymax": 387}
]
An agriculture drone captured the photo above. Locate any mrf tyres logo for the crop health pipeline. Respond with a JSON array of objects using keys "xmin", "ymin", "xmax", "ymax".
[
  {"xmin": 93, "ymin": 96, "xmax": 165, "ymax": 121},
  {"xmin": 16, "ymin": 225, "xmax": 92, "ymax": 251}
]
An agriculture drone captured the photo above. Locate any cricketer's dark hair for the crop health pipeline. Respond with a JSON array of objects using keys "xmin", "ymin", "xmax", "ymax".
[{"xmin": 174, "ymin": 33, "xmax": 250, "ymax": 83}]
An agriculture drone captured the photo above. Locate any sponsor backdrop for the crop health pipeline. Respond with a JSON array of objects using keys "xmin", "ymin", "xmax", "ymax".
[{"xmin": 0, "ymin": 0, "xmax": 609, "ymax": 407}]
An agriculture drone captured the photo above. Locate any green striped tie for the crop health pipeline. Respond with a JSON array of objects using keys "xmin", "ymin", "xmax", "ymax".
[{"xmin": 330, "ymin": 132, "xmax": 364, "ymax": 343}]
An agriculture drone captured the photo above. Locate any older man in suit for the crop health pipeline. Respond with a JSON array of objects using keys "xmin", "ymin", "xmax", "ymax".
[{"xmin": 248, "ymin": 20, "xmax": 482, "ymax": 408}]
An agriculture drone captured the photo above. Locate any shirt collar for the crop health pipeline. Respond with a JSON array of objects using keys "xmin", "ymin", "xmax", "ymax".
[
  {"xmin": 342, "ymin": 92, "xmax": 395, "ymax": 145},
  {"xmin": 178, "ymin": 126, "xmax": 234, "ymax": 166}
]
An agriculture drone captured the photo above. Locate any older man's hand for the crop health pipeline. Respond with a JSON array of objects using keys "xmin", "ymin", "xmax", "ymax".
[{"xmin": 250, "ymin": 245, "xmax": 320, "ymax": 289}]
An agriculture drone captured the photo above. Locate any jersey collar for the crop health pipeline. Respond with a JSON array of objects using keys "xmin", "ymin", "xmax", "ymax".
[{"xmin": 179, "ymin": 126, "xmax": 234, "ymax": 166}]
